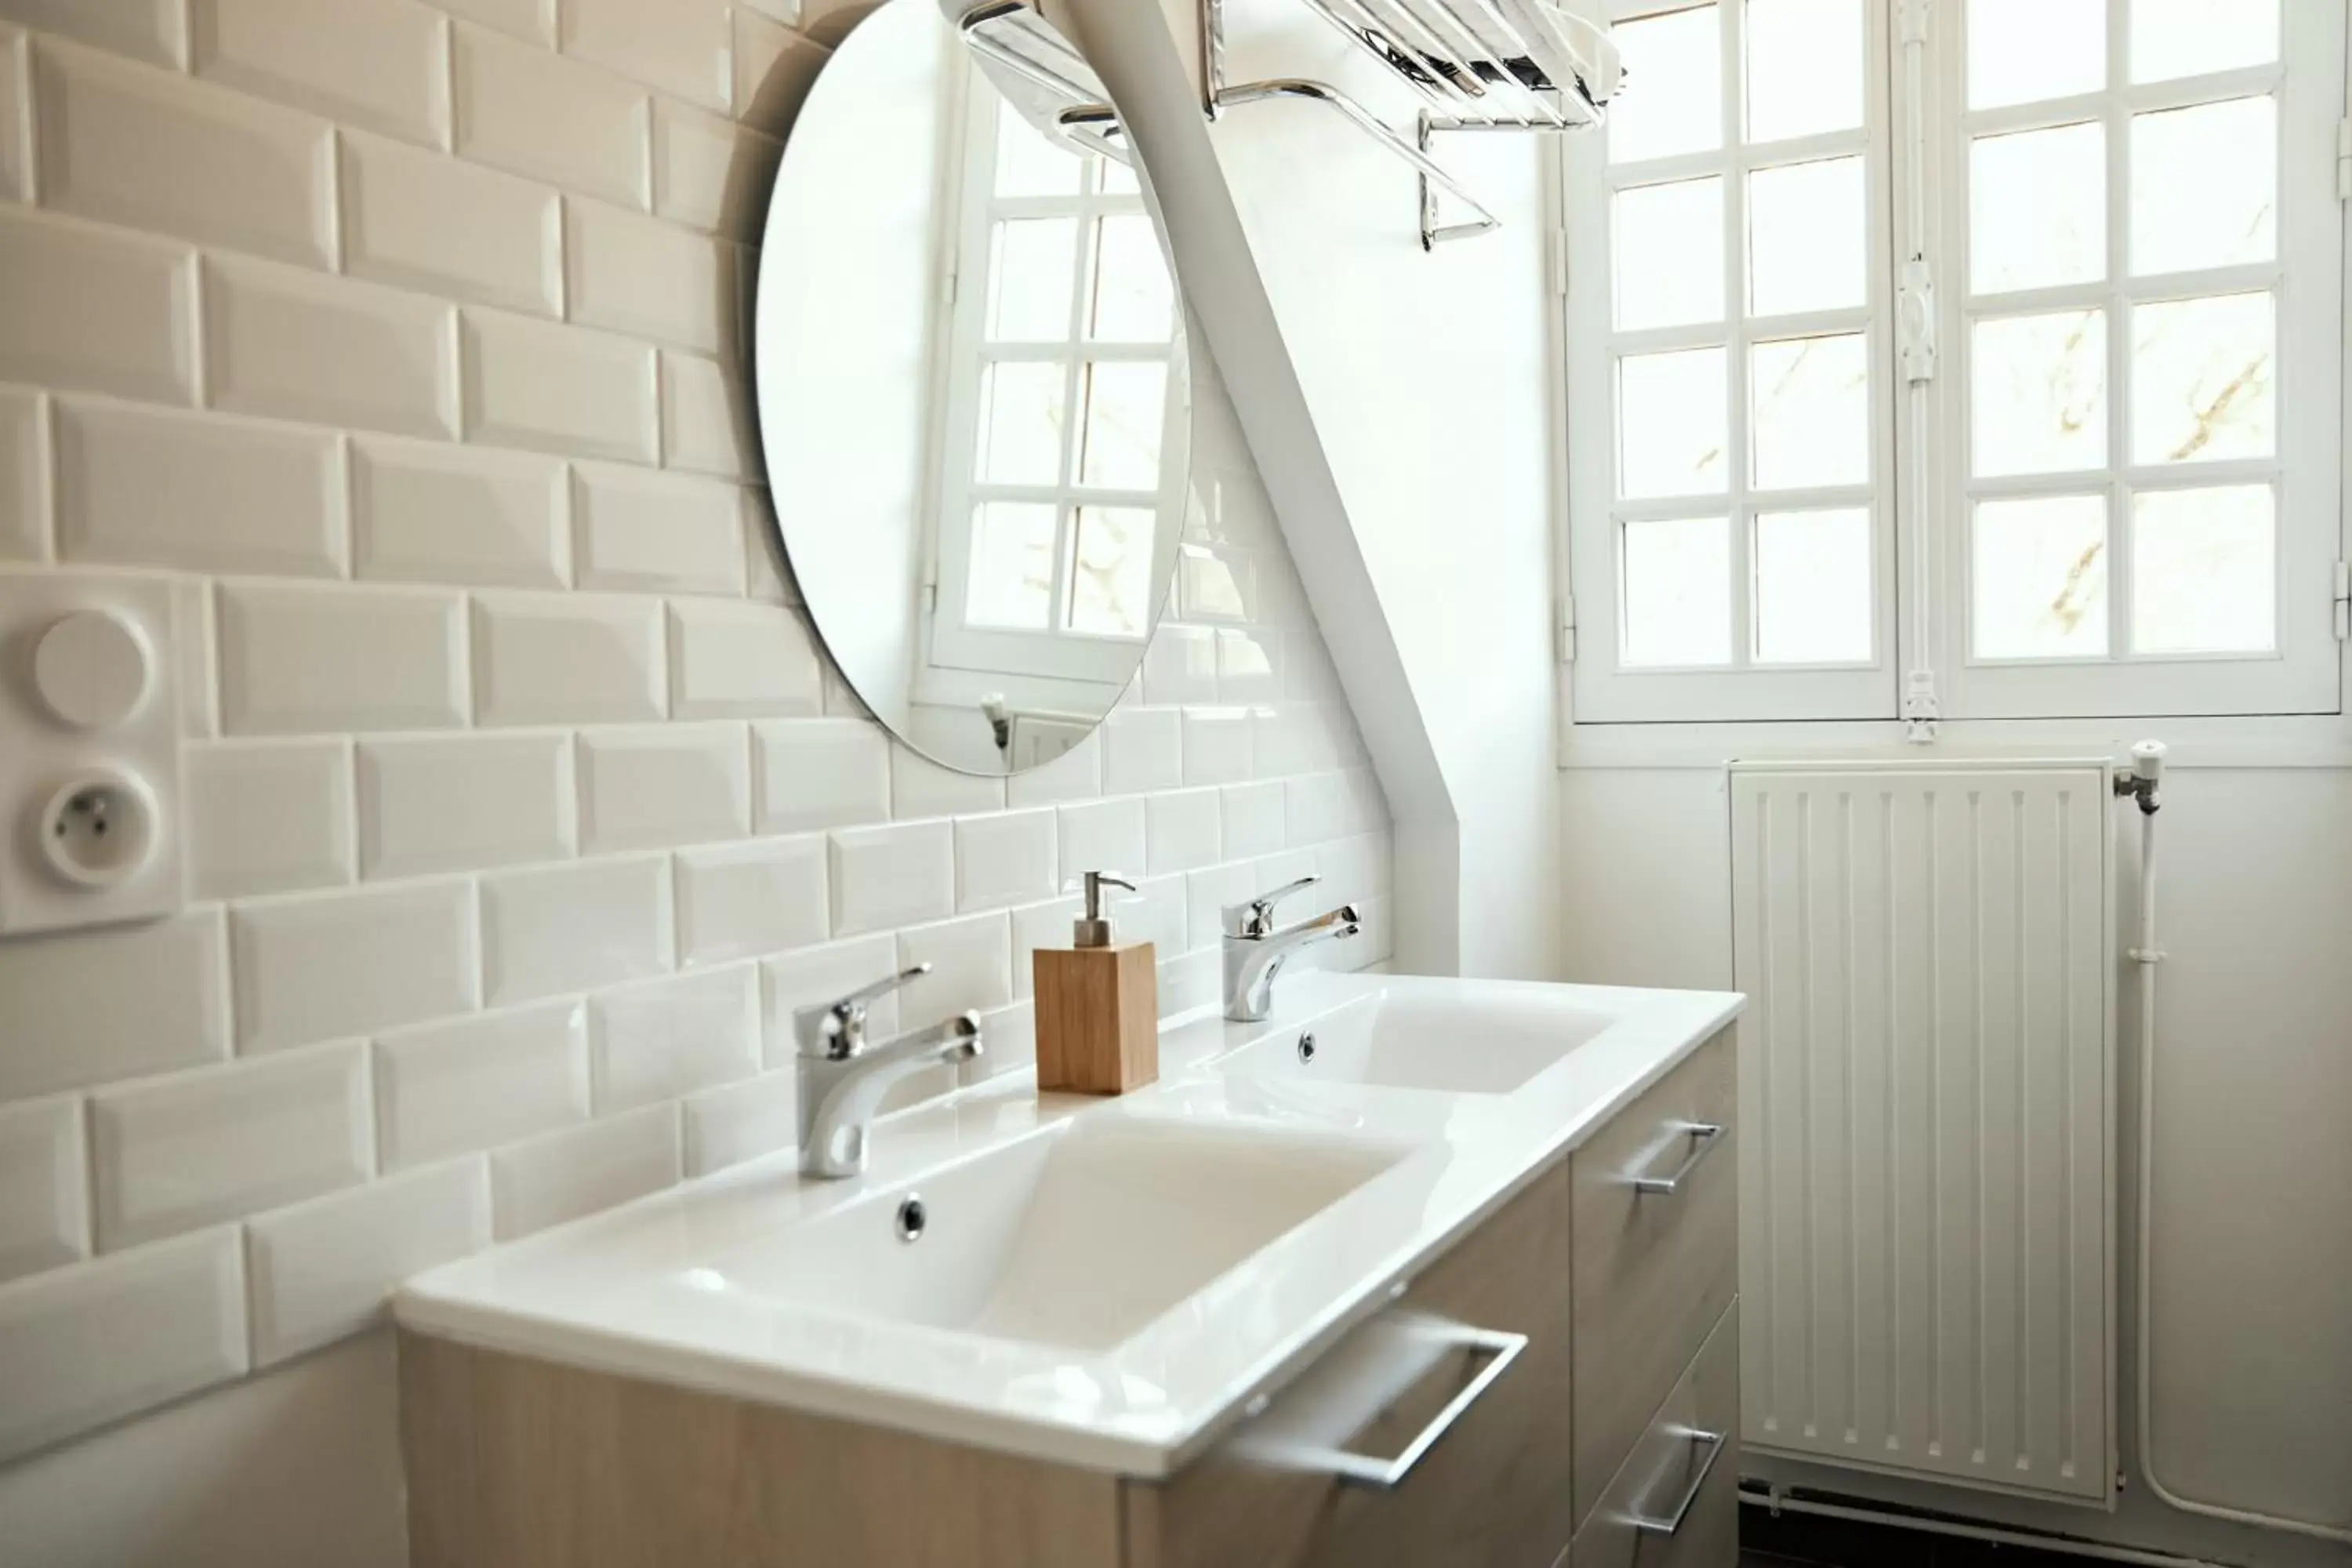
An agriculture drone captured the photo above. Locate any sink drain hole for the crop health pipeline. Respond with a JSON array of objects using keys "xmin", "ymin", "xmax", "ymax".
[
  {"xmin": 895, "ymin": 1195, "xmax": 927, "ymax": 1243},
  {"xmin": 1297, "ymin": 1031, "xmax": 1317, "ymax": 1065}
]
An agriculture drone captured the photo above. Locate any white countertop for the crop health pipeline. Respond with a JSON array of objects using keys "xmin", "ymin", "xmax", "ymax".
[{"xmin": 395, "ymin": 971, "xmax": 1743, "ymax": 1477}]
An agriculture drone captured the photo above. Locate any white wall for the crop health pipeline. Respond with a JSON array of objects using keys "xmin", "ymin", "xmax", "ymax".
[
  {"xmin": 1559, "ymin": 755, "xmax": 2352, "ymax": 1564},
  {"xmin": 0, "ymin": 0, "xmax": 1392, "ymax": 1559}
]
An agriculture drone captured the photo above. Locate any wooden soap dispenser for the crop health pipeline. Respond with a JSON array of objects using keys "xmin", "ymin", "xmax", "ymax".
[{"xmin": 1033, "ymin": 871, "xmax": 1157, "ymax": 1094}]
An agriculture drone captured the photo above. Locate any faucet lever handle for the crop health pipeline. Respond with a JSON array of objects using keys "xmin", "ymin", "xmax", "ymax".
[
  {"xmin": 1222, "ymin": 874, "xmax": 1322, "ymax": 938},
  {"xmin": 794, "ymin": 963, "xmax": 933, "ymax": 1058}
]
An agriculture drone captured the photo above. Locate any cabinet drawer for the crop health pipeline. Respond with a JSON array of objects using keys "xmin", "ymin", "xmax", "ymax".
[
  {"xmin": 1124, "ymin": 1159, "xmax": 1575, "ymax": 1568},
  {"xmin": 1569, "ymin": 1028, "xmax": 1736, "ymax": 1527},
  {"xmin": 1564, "ymin": 1300, "xmax": 1740, "ymax": 1568}
]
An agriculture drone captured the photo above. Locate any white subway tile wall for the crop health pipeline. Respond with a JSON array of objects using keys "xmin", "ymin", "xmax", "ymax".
[{"xmin": 0, "ymin": 0, "xmax": 1390, "ymax": 1465}]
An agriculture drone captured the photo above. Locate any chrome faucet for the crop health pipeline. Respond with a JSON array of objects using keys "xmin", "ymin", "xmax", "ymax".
[
  {"xmin": 795, "ymin": 964, "xmax": 983, "ymax": 1179},
  {"xmin": 1221, "ymin": 875, "xmax": 1361, "ymax": 1022}
]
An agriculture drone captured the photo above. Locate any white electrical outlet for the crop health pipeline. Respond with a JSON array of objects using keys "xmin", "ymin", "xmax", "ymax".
[{"xmin": 0, "ymin": 570, "xmax": 185, "ymax": 936}]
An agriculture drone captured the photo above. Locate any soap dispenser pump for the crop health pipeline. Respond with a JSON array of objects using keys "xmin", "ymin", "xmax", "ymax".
[{"xmin": 1033, "ymin": 871, "xmax": 1157, "ymax": 1094}]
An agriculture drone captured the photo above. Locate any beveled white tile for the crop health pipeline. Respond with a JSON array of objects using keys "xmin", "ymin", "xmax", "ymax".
[
  {"xmin": 576, "ymin": 722, "xmax": 750, "ymax": 853},
  {"xmin": 480, "ymin": 855, "xmax": 670, "ymax": 1006},
  {"xmin": 1142, "ymin": 623, "xmax": 1216, "ymax": 706},
  {"xmin": 1102, "ymin": 706, "xmax": 1181, "ymax": 795},
  {"xmin": 731, "ymin": 6, "xmax": 825, "ymax": 136},
  {"xmin": 562, "ymin": 0, "xmax": 729, "ymax": 114},
  {"xmin": 571, "ymin": 463, "xmax": 744, "ymax": 593},
  {"xmin": 1220, "ymin": 779, "xmax": 1287, "ymax": 859},
  {"xmin": 751, "ymin": 718, "xmax": 887, "ymax": 833},
  {"xmin": 1005, "ymin": 729, "xmax": 1101, "ymax": 808},
  {"xmin": 0, "ymin": 0, "xmax": 187, "ymax": 67},
  {"xmin": 0, "ymin": 386, "xmax": 45, "ymax": 560},
  {"xmin": 185, "ymin": 739, "xmax": 354, "ymax": 900},
  {"xmin": 0, "ymin": 1095, "xmax": 88, "ymax": 1285},
  {"xmin": 0, "ymin": 913, "xmax": 227, "ymax": 1101},
  {"xmin": 1056, "ymin": 797, "xmax": 1145, "ymax": 883},
  {"xmin": 1217, "ymin": 626, "xmax": 1282, "ymax": 702},
  {"xmin": 829, "ymin": 819, "xmax": 952, "ymax": 936},
  {"xmin": 1146, "ymin": 789, "xmax": 1222, "ymax": 876},
  {"xmin": 452, "ymin": 20, "xmax": 648, "ymax": 209},
  {"xmin": 563, "ymin": 197, "xmax": 733, "ymax": 354},
  {"xmin": 743, "ymin": 508, "xmax": 789, "ymax": 602},
  {"xmin": 0, "ymin": 1229, "xmax": 244, "ymax": 1466},
  {"xmin": 0, "ymin": 26, "xmax": 27, "ymax": 205},
  {"xmin": 340, "ymin": 130, "xmax": 561, "ymax": 315},
  {"xmin": 674, "ymin": 833, "xmax": 826, "ymax": 968},
  {"xmin": 1158, "ymin": 946, "xmax": 1220, "ymax": 1017},
  {"xmin": 489, "ymin": 1101, "xmax": 678, "ymax": 1240},
  {"xmin": 1180, "ymin": 708, "xmax": 1253, "ymax": 786},
  {"xmin": 92, "ymin": 1041, "xmax": 371, "ymax": 1250},
  {"xmin": 652, "ymin": 103, "xmax": 780, "ymax": 243},
  {"xmin": 954, "ymin": 808, "xmax": 1056, "ymax": 913},
  {"xmin": 375, "ymin": 1000, "xmax": 588, "ymax": 1168},
  {"xmin": 54, "ymin": 399, "xmax": 345, "ymax": 576},
  {"xmin": 891, "ymin": 746, "xmax": 1004, "ymax": 821},
  {"xmin": 230, "ymin": 880, "xmax": 477, "ymax": 1053},
  {"xmin": 1250, "ymin": 706, "xmax": 1305, "ymax": 775},
  {"xmin": 681, "ymin": 1068, "xmax": 793, "ymax": 1174},
  {"xmin": 34, "ymin": 38, "xmax": 333, "ymax": 267},
  {"xmin": 246, "ymin": 1156, "xmax": 489, "ymax": 1366},
  {"xmin": 194, "ymin": 0, "xmax": 449, "ymax": 147},
  {"xmin": 0, "ymin": 208, "xmax": 195, "ymax": 404},
  {"xmin": 670, "ymin": 598, "xmax": 821, "ymax": 719},
  {"xmin": 963, "ymin": 998, "xmax": 1035, "ymax": 1084},
  {"xmin": 588, "ymin": 964, "xmax": 757, "ymax": 1113},
  {"xmin": 1341, "ymin": 767, "xmax": 1388, "ymax": 834},
  {"xmin": 759, "ymin": 933, "xmax": 898, "ymax": 1067},
  {"xmin": 203, "ymin": 256, "xmax": 459, "ymax": 438},
  {"xmin": 437, "ymin": 0, "xmax": 553, "ymax": 47},
  {"xmin": 357, "ymin": 731, "xmax": 572, "ymax": 878},
  {"xmin": 459, "ymin": 308, "xmax": 657, "ymax": 464},
  {"xmin": 659, "ymin": 349, "xmax": 760, "ymax": 477},
  {"xmin": 1285, "ymin": 772, "xmax": 1352, "ymax": 846},
  {"xmin": 1185, "ymin": 862, "xmax": 1258, "ymax": 958},
  {"xmin": 218, "ymin": 581, "xmax": 467, "ymax": 735},
  {"xmin": 895, "ymin": 911, "xmax": 1011, "ymax": 1031},
  {"xmin": 1008, "ymin": 894, "xmax": 1080, "ymax": 1000},
  {"xmin": 351, "ymin": 437, "xmax": 569, "ymax": 588},
  {"xmin": 172, "ymin": 574, "xmax": 217, "ymax": 738},
  {"xmin": 1316, "ymin": 832, "xmax": 1390, "ymax": 911},
  {"xmin": 473, "ymin": 591, "xmax": 664, "ymax": 726},
  {"xmin": 1121, "ymin": 873, "xmax": 1188, "ymax": 955},
  {"xmin": 1178, "ymin": 543, "xmax": 1255, "ymax": 622}
]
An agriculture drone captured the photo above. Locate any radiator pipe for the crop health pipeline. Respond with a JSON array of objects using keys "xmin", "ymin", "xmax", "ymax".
[{"xmin": 1739, "ymin": 1485, "xmax": 2232, "ymax": 1568}]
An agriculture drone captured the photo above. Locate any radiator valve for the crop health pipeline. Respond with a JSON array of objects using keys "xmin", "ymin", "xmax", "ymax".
[{"xmin": 2113, "ymin": 739, "xmax": 2165, "ymax": 815}]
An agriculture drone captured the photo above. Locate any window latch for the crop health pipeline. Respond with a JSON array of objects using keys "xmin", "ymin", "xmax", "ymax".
[
  {"xmin": 1898, "ymin": 260, "xmax": 1937, "ymax": 384},
  {"xmin": 2333, "ymin": 561, "xmax": 2349, "ymax": 641},
  {"xmin": 1557, "ymin": 593, "xmax": 1577, "ymax": 664}
]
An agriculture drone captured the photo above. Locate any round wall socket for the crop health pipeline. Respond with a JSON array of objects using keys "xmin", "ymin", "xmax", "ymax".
[{"xmin": 35, "ymin": 770, "xmax": 161, "ymax": 890}]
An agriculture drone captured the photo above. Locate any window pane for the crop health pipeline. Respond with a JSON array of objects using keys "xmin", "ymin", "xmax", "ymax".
[
  {"xmin": 1089, "ymin": 215, "xmax": 1174, "ymax": 343},
  {"xmin": 1969, "ymin": 0, "xmax": 2104, "ymax": 109},
  {"xmin": 1749, "ymin": 156, "xmax": 1865, "ymax": 316},
  {"xmin": 2132, "ymin": 292, "xmax": 2274, "ymax": 465},
  {"xmin": 1608, "ymin": 5, "xmax": 1721, "ymax": 164},
  {"xmin": 987, "ymin": 218, "xmax": 1076, "ymax": 341},
  {"xmin": 1066, "ymin": 506, "xmax": 1159, "ymax": 637},
  {"xmin": 2131, "ymin": 485, "xmax": 2274, "ymax": 653},
  {"xmin": 1972, "ymin": 494, "xmax": 2109, "ymax": 659},
  {"xmin": 1972, "ymin": 310, "xmax": 2107, "ymax": 477},
  {"xmin": 1097, "ymin": 154, "xmax": 1140, "ymax": 194},
  {"xmin": 1621, "ymin": 516, "xmax": 1732, "ymax": 666},
  {"xmin": 994, "ymin": 100, "xmax": 1083, "ymax": 197},
  {"xmin": 2131, "ymin": 97, "xmax": 2275, "ymax": 277},
  {"xmin": 1745, "ymin": 0, "xmax": 1863, "ymax": 143},
  {"xmin": 1970, "ymin": 122, "xmax": 2105, "ymax": 295},
  {"xmin": 1755, "ymin": 508, "xmax": 1872, "ymax": 663},
  {"xmin": 975, "ymin": 361, "xmax": 1066, "ymax": 484},
  {"xmin": 1751, "ymin": 334, "xmax": 1869, "ymax": 490},
  {"xmin": 1614, "ymin": 176, "xmax": 1723, "ymax": 330},
  {"xmin": 965, "ymin": 502, "xmax": 1058, "ymax": 629},
  {"xmin": 1078, "ymin": 361, "xmax": 1167, "ymax": 488},
  {"xmin": 2131, "ymin": 0, "xmax": 2278, "ymax": 84},
  {"xmin": 1618, "ymin": 348, "xmax": 1729, "ymax": 499}
]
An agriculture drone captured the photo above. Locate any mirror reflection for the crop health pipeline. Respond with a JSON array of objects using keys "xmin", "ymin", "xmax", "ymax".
[{"xmin": 754, "ymin": 0, "xmax": 1192, "ymax": 775}]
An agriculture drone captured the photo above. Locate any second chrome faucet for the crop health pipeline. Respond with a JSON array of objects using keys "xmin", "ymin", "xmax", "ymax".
[
  {"xmin": 795, "ymin": 964, "xmax": 983, "ymax": 1179},
  {"xmin": 1221, "ymin": 875, "xmax": 1360, "ymax": 1022}
]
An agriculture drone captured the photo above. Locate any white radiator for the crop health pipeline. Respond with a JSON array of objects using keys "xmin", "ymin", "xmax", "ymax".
[{"xmin": 1730, "ymin": 761, "xmax": 2115, "ymax": 1503}]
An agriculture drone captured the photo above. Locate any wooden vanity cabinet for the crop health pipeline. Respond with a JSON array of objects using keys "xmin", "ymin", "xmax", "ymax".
[{"xmin": 401, "ymin": 1027, "xmax": 1740, "ymax": 1568}]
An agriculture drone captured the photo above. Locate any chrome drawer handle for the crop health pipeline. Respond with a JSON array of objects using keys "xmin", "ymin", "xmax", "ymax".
[
  {"xmin": 1287, "ymin": 1323, "xmax": 1529, "ymax": 1492},
  {"xmin": 1631, "ymin": 1121, "xmax": 1724, "ymax": 1196},
  {"xmin": 1628, "ymin": 1425, "xmax": 1727, "ymax": 1535}
]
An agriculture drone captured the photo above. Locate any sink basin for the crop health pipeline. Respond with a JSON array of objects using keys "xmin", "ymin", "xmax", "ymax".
[
  {"xmin": 1216, "ymin": 986, "xmax": 1624, "ymax": 1095},
  {"xmin": 706, "ymin": 1114, "xmax": 1410, "ymax": 1352}
]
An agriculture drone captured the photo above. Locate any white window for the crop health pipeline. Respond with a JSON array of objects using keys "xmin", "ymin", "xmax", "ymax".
[
  {"xmin": 1563, "ymin": 0, "xmax": 2348, "ymax": 724},
  {"xmin": 924, "ymin": 87, "xmax": 1187, "ymax": 700}
]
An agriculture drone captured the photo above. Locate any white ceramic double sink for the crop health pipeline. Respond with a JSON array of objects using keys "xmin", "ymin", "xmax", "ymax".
[{"xmin": 397, "ymin": 971, "xmax": 1744, "ymax": 1472}]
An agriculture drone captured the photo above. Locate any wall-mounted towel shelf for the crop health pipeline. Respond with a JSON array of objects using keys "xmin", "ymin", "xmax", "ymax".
[{"xmin": 959, "ymin": 0, "xmax": 1621, "ymax": 249}]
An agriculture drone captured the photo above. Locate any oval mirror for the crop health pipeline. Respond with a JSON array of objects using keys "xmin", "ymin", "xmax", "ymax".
[{"xmin": 753, "ymin": 0, "xmax": 1192, "ymax": 775}]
